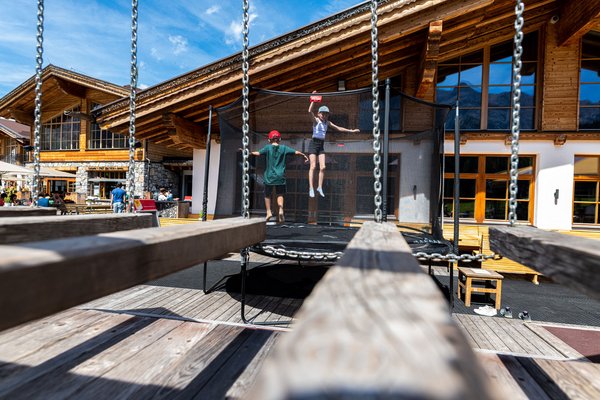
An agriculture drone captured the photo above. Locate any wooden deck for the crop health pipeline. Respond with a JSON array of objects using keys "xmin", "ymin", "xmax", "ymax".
[{"xmin": 0, "ymin": 251, "xmax": 598, "ymax": 399}]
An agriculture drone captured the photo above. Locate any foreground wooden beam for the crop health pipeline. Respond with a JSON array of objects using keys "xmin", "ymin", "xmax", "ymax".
[
  {"xmin": 0, "ymin": 207, "xmax": 57, "ymax": 217},
  {"xmin": 416, "ymin": 20, "xmax": 442, "ymax": 99},
  {"xmin": 0, "ymin": 217, "xmax": 265, "ymax": 331},
  {"xmin": 163, "ymin": 113, "xmax": 205, "ymax": 148},
  {"xmin": 557, "ymin": 0, "xmax": 600, "ymax": 46},
  {"xmin": 250, "ymin": 221, "xmax": 495, "ymax": 399},
  {"xmin": 489, "ymin": 226, "xmax": 600, "ymax": 300},
  {"xmin": 0, "ymin": 214, "xmax": 154, "ymax": 245}
]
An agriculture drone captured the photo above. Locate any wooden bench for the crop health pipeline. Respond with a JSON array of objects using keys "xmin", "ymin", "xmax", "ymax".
[
  {"xmin": 65, "ymin": 203, "xmax": 113, "ymax": 214},
  {"xmin": 457, "ymin": 267, "xmax": 503, "ymax": 309},
  {"xmin": 490, "ymin": 226, "xmax": 600, "ymax": 301},
  {"xmin": 0, "ymin": 214, "xmax": 154, "ymax": 245},
  {"xmin": 249, "ymin": 222, "xmax": 496, "ymax": 399},
  {"xmin": 0, "ymin": 216, "xmax": 266, "ymax": 331},
  {"xmin": 0, "ymin": 206, "xmax": 56, "ymax": 217}
]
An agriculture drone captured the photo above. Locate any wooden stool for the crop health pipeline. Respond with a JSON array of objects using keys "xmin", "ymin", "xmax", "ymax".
[{"xmin": 457, "ymin": 267, "xmax": 504, "ymax": 309}]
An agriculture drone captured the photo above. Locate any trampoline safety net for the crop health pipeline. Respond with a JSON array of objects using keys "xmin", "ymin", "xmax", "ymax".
[{"xmin": 215, "ymin": 87, "xmax": 453, "ymax": 258}]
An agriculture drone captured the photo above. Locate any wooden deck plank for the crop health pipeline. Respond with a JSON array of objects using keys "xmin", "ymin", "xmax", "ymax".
[
  {"xmin": 525, "ymin": 324, "xmax": 586, "ymax": 360},
  {"xmin": 507, "ymin": 320, "xmax": 565, "ymax": 358},
  {"xmin": 0, "ymin": 216, "xmax": 265, "ymax": 331},
  {"xmin": 12, "ymin": 318, "xmax": 186, "ymax": 400},
  {"xmin": 0, "ymin": 311, "xmax": 144, "ymax": 398},
  {"xmin": 476, "ymin": 353, "xmax": 551, "ymax": 400},
  {"xmin": 65, "ymin": 320, "xmax": 216, "ymax": 399},
  {"xmin": 80, "ymin": 285, "xmax": 156, "ymax": 310},
  {"xmin": 454, "ymin": 314, "xmax": 494, "ymax": 349},
  {"xmin": 484, "ymin": 317, "xmax": 530, "ymax": 354}
]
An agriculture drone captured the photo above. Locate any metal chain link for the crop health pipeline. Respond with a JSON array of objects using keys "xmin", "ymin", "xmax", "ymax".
[
  {"xmin": 509, "ymin": 0, "xmax": 524, "ymax": 226},
  {"xmin": 32, "ymin": 0, "xmax": 44, "ymax": 205},
  {"xmin": 241, "ymin": 0, "xmax": 251, "ymax": 219},
  {"xmin": 258, "ymin": 244, "xmax": 501, "ymax": 263},
  {"xmin": 370, "ymin": 0, "xmax": 382, "ymax": 222},
  {"xmin": 127, "ymin": 0, "xmax": 139, "ymax": 206}
]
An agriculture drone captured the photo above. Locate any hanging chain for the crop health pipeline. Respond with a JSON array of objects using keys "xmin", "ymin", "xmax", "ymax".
[
  {"xmin": 257, "ymin": 244, "xmax": 501, "ymax": 263},
  {"xmin": 370, "ymin": 0, "xmax": 382, "ymax": 222},
  {"xmin": 509, "ymin": 0, "xmax": 524, "ymax": 226},
  {"xmin": 32, "ymin": 0, "xmax": 44, "ymax": 205},
  {"xmin": 127, "ymin": 0, "xmax": 139, "ymax": 206},
  {"xmin": 241, "ymin": 0, "xmax": 251, "ymax": 219}
]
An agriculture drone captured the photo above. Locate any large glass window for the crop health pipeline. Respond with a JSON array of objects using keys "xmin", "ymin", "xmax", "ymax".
[
  {"xmin": 437, "ymin": 32, "xmax": 538, "ymax": 131},
  {"xmin": 443, "ymin": 155, "xmax": 534, "ymax": 223},
  {"xmin": 89, "ymin": 103, "xmax": 128, "ymax": 149},
  {"xmin": 573, "ymin": 156, "xmax": 600, "ymax": 224},
  {"xmin": 579, "ymin": 31, "xmax": 600, "ymax": 130},
  {"xmin": 41, "ymin": 107, "xmax": 80, "ymax": 150}
]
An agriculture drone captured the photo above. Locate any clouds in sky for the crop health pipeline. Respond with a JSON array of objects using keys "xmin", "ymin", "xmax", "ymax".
[{"xmin": 0, "ymin": 0, "xmax": 361, "ymax": 97}]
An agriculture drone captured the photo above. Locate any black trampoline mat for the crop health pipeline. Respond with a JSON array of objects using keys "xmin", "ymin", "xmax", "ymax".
[{"xmin": 256, "ymin": 222, "xmax": 451, "ymax": 255}]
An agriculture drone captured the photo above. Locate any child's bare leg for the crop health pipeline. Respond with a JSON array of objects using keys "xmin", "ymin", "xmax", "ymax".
[
  {"xmin": 308, "ymin": 154, "xmax": 317, "ymax": 190},
  {"xmin": 264, "ymin": 196, "xmax": 273, "ymax": 220},
  {"xmin": 318, "ymin": 153, "xmax": 326, "ymax": 189},
  {"xmin": 276, "ymin": 194, "xmax": 285, "ymax": 222}
]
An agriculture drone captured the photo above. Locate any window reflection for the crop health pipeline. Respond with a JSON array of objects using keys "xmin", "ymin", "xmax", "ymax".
[{"xmin": 580, "ymin": 31, "xmax": 600, "ymax": 129}]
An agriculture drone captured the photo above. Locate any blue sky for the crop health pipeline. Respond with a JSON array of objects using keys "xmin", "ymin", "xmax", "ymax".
[{"xmin": 0, "ymin": 0, "xmax": 362, "ymax": 98}]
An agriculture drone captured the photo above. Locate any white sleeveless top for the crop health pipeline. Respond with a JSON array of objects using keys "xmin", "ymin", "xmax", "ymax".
[{"xmin": 312, "ymin": 120, "xmax": 328, "ymax": 140}]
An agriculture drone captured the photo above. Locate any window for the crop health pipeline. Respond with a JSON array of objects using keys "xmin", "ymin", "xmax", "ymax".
[
  {"xmin": 1, "ymin": 137, "xmax": 20, "ymax": 163},
  {"xmin": 89, "ymin": 103, "xmax": 128, "ymax": 149},
  {"xmin": 579, "ymin": 31, "xmax": 600, "ymax": 130},
  {"xmin": 573, "ymin": 156, "xmax": 600, "ymax": 224},
  {"xmin": 436, "ymin": 32, "xmax": 538, "ymax": 131},
  {"xmin": 88, "ymin": 170, "xmax": 127, "ymax": 199},
  {"xmin": 443, "ymin": 155, "xmax": 534, "ymax": 223},
  {"xmin": 41, "ymin": 107, "xmax": 80, "ymax": 150}
]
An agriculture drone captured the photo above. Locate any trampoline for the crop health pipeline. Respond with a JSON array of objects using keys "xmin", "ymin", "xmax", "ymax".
[{"xmin": 252, "ymin": 223, "xmax": 452, "ymax": 262}]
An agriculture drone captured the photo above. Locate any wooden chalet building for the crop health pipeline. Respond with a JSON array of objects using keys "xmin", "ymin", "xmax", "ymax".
[
  {"xmin": 93, "ymin": 0, "xmax": 598, "ymax": 231},
  {"xmin": 0, "ymin": 65, "xmax": 192, "ymax": 202},
  {"xmin": 0, "ymin": 118, "xmax": 29, "ymax": 166}
]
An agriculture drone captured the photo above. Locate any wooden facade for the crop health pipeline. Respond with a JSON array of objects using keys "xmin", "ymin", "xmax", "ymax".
[{"xmin": 0, "ymin": 66, "xmax": 193, "ymax": 199}]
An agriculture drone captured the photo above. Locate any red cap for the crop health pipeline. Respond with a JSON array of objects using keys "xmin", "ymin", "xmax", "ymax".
[{"xmin": 268, "ymin": 130, "xmax": 281, "ymax": 140}]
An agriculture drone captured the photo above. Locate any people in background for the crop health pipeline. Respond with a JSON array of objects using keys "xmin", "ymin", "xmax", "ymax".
[
  {"xmin": 110, "ymin": 183, "xmax": 127, "ymax": 213},
  {"xmin": 158, "ymin": 188, "xmax": 168, "ymax": 201},
  {"xmin": 0, "ymin": 193, "xmax": 6, "ymax": 207},
  {"xmin": 166, "ymin": 189, "xmax": 174, "ymax": 201},
  {"xmin": 249, "ymin": 129, "xmax": 308, "ymax": 223},
  {"xmin": 307, "ymin": 91, "xmax": 360, "ymax": 198},
  {"xmin": 53, "ymin": 192, "xmax": 67, "ymax": 215},
  {"xmin": 9, "ymin": 193, "xmax": 19, "ymax": 206},
  {"xmin": 37, "ymin": 193, "xmax": 50, "ymax": 207}
]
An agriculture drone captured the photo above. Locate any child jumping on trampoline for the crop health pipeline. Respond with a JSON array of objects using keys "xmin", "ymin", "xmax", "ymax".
[
  {"xmin": 308, "ymin": 91, "xmax": 360, "ymax": 198},
  {"xmin": 250, "ymin": 130, "xmax": 308, "ymax": 223}
]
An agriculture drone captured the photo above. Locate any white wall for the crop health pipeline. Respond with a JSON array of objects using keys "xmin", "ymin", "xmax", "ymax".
[
  {"xmin": 191, "ymin": 141, "xmax": 221, "ymax": 215},
  {"xmin": 444, "ymin": 140, "xmax": 600, "ymax": 230}
]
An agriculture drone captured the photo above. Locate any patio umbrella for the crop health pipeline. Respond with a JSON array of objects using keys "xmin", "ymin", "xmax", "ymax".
[
  {"xmin": 39, "ymin": 167, "xmax": 76, "ymax": 178},
  {"xmin": 0, "ymin": 160, "xmax": 34, "ymax": 176}
]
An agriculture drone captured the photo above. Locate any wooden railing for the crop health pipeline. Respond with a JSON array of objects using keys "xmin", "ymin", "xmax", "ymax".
[
  {"xmin": 0, "ymin": 216, "xmax": 265, "ymax": 331},
  {"xmin": 248, "ymin": 222, "xmax": 496, "ymax": 399},
  {"xmin": 489, "ymin": 226, "xmax": 600, "ymax": 301}
]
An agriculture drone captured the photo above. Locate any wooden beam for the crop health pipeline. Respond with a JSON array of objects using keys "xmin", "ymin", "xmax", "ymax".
[
  {"xmin": 0, "ymin": 214, "xmax": 154, "ymax": 245},
  {"xmin": 51, "ymin": 76, "xmax": 87, "ymax": 99},
  {"xmin": 557, "ymin": 0, "xmax": 600, "ymax": 46},
  {"xmin": 489, "ymin": 226, "xmax": 600, "ymax": 300},
  {"xmin": 162, "ymin": 113, "xmax": 205, "ymax": 148},
  {"xmin": 0, "ymin": 217, "xmax": 265, "ymax": 331},
  {"xmin": 416, "ymin": 20, "xmax": 443, "ymax": 98},
  {"xmin": 8, "ymin": 108, "xmax": 34, "ymax": 126},
  {"xmin": 250, "ymin": 221, "xmax": 496, "ymax": 399},
  {"xmin": 0, "ymin": 207, "xmax": 56, "ymax": 218}
]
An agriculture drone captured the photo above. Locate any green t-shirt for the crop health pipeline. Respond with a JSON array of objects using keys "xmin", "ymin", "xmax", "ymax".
[{"xmin": 259, "ymin": 144, "xmax": 296, "ymax": 185}]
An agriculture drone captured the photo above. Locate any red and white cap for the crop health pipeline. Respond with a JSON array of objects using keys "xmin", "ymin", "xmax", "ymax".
[{"xmin": 268, "ymin": 130, "xmax": 281, "ymax": 140}]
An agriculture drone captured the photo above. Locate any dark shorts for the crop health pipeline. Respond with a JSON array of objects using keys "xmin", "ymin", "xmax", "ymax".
[
  {"xmin": 264, "ymin": 184, "xmax": 286, "ymax": 197},
  {"xmin": 308, "ymin": 138, "xmax": 325, "ymax": 155}
]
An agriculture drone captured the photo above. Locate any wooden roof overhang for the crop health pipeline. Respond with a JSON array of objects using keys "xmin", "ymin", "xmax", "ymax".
[
  {"xmin": 0, "ymin": 65, "xmax": 129, "ymax": 127},
  {"xmin": 95, "ymin": 0, "xmax": 598, "ymax": 149}
]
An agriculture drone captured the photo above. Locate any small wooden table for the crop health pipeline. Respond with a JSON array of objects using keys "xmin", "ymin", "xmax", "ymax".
[{"xmin": 457, "ymin": 267, "xmax": 503, "ymax": 309}]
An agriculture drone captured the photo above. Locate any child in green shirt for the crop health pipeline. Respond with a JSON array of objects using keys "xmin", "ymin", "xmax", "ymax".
[{"xmin": 251, "ymin": 130, "xmax": 308, "ymax": 222}]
